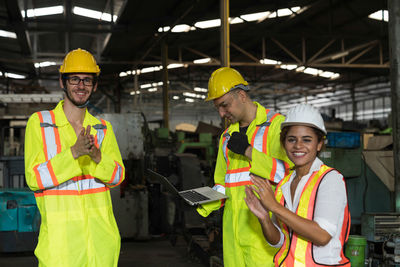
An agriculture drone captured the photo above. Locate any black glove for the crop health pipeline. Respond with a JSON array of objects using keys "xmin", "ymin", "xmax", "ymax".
[{"xmin": 227, "ymin": 132, "xmax": 250, "ymax": 155}]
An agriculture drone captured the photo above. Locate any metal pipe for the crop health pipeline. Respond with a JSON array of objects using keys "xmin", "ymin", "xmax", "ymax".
[
  {"xmin": 220, "ymin": 0, "xmax": 229, "ymax": 67},
  {"xmin": 388, "ymin": 0, "xmax": 400, "ymax": 212}
]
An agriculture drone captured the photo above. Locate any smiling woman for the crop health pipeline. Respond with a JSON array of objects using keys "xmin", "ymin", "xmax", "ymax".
[{"xmin": 244, "ymin": 103, "xmax": 351, "ymax": 266}]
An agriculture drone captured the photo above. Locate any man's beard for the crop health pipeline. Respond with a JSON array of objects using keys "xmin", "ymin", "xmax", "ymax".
[{"xmin": 64, "ymin": 88, "xmax": 93, "ymax": 108}]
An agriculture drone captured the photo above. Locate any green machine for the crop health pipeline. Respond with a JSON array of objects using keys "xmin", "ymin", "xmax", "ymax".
[
  {"xmin": 176, "ymin": 132, "xmax": 216, "ymax": 168},
  {"xmin": 319, "ymin": 132, "xmax": 393, "ymax": 226}
]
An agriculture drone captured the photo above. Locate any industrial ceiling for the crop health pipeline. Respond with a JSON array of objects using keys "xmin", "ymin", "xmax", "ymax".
[{"xmin": 0, "ymin": 0, "xmax": 391, "ymax": 120}]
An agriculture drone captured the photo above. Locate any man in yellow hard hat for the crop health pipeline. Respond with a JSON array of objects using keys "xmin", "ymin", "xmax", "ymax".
[
  {"xmin": 24, "ymin": 48, "xmax": 125, "ymax": 266},
  {"xmin": 197, "ymin": 67, "xmax": 292, "ymax": 266}
]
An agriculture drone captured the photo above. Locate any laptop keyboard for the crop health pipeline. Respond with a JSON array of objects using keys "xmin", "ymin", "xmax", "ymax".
[{"xmin": 180, "ymin": 190, "xmax": 210, "ymax": 202}]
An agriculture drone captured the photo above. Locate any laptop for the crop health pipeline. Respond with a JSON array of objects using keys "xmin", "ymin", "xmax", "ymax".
[{"xmin": 147, "ymin": 169, "xmax": 228, "ymax": 206}]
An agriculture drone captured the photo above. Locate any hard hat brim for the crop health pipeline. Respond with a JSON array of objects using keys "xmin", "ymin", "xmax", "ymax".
[{"xmin": 281, "ymin": 122, "xmax": 327, "ymax": 135}]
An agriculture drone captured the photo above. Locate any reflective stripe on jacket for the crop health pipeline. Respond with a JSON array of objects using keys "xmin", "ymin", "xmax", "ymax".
[
  {"xmin": 221, "ymin": 109, "xmax": 289, "ymax": 190},
  {"xmin": 274, "ymin": 165, "xmax": 351, "ymax": 267},
  {"xmin": 25, "ymin": 100, "xmax": 125, "ymax": 267}
]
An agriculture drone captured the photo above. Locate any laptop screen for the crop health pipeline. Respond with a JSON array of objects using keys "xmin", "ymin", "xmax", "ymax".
[{"xmin": 147, "ymin": 169, "xmax": 180, "ymax": 196}]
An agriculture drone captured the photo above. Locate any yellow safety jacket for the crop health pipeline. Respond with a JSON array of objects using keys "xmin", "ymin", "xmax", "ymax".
[
  {"xmin": 274, "ymin": 165, "xmax": 351, "ymax": 267},
  {"xmin": 198, "ymin": 102, "xmax": 292, "ymax": 267},
  {"xmin": 24, "ymin": 100, "xmax": 125, "ymax": 267}
]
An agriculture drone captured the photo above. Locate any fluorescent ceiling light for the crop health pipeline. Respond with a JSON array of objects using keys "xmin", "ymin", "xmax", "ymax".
[
  {"xmin": 183, "ymin": 92, "xmax": 206, "ymax": 99},
  {"xmin": 141, "ymin": 66, "xmax": 162, "ymax": 73},
  {"xmin": 22, "ymin": 5, "xmax": 64, "ymax": 18},
  {"xmin": 158, "ymin": 26, "xmax": 170, "ymax": 33},
  {"xmin": 303, "ymin": 67, "xmax": 319, "ymax": 76},
  {"xmin": 296, "ymin": 66, "xmax": 305, "ymax": 72},
  {"xmin": 140, "ymin": 83, "xmax": 152, "ymax": 89},
  {"xmin": 141, "ymin": 82, "xmax": 163, "ymax": 89},
  {"xmin": 368, "ymin": 10, "xmax": 388, "ymax": 22},
  {"xmin": 167, "ymin": 63, "xmax": 186, "ymax": 69},
  {"xmin": 34, "ymin": 61, "xmax": 57, "ymax": 68},
  {"xmin": 5, "ymin": 72, "xmax": 26, "ymax": 79},
  {"xmin": 261, "ymin": 62, "xmax": 341, "ymax": 79},
  {"xmin": 194, "ymin": 87, "xmax": 208, "ymax": 92},
  {"xmin": 185, "ymin": 98, "xmax": 195, "ymax": 103},
  {"xmin": 280, "ymin": 64, "xmax": 298, "ymax": 70},
  {"xmin": 73, "ymin": 6, "xmax": 117, "ymax": 22},
  {"xmin": 195, "ymin": 19, "xmax": 221, "ymax": 29},
  {"xmin": 193, "ymin": 58, "xmax": 211, "ymax": 64},
  {"xmin": 148, "ymin": 88, "xmax": 157, "ymax": 92},
  {"xmin": 290, "ymin": 7, "xmax": 301, "ymax": 13},
  {"xmin": 171, "ymin": 24, "xmax": 195, "ymax": 33},
  {"xmin": 277, "ymin": 8, "xmax": 293, "ymax": 17},
  {"xmin": 240, "ymin": 11, "xmax": 270, "ymax": 22},
  {"xmin": 0, "ymin": 30, "xmax": 17, "ymax": 39},
  {"xmin": 157, "ymin": 6, "xmax": 301, "ymax": 34},
  {"xmin": 130, "ymin": 91, "xmax": 140, "ymax": 95},
  {"xmin": 173, "ymin": 96, "xmax": 180, "ymax": 100},
  {"xmin": 118, "ymin": 62, "xmax": 188, "ymax": 78},
  {"xmin": 260, "ymin": 58, "xmax": 281, "ymax": 64},
  {"xmin": 229, "ymin": 17, "xmax": 244, "ymax": 24}
]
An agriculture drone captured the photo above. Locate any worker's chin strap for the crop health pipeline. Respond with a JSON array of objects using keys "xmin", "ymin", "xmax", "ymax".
[{"xmin": 63, "ymin": 88, "xmax": 90, "ymax": 109}]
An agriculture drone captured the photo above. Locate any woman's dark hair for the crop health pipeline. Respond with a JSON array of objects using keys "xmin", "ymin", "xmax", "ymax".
[{"xmin": 280, "ymin": 125, "xmax": 326, "ymax": 155}]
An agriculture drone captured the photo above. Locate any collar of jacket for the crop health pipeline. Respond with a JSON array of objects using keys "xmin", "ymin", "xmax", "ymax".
[
  {"xmin": 53, "ymin": 100, "xmax": 92, "ymax": 127},
  {"xmin": 228, "ymin": 101, "xmax": 267, "ymax": 134}
]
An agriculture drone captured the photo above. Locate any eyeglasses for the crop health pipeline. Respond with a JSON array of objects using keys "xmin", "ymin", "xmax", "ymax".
[{"xmin": 65, "ymin": 76, "xmax": 94, "ymax": 86}]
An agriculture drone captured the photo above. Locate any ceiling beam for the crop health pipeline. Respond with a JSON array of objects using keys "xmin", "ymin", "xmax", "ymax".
[{"xmin": 5, "ymin": 0, "xmax": 35, "ymax": 74}]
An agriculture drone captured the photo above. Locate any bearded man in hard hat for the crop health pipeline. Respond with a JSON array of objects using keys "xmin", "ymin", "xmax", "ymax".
[
  {"xmin": 24, "ymin": 48, "xmax": 125, "ymax": 266},
  {"xmin": 197, "ymin": 67, "xmax": 292, "ymax": 267}
]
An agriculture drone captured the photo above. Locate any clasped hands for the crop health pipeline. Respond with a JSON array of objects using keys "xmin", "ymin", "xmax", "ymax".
[
  {"xmin": 71, "ymin": 125, "xmax": 101, "ymax": 164},
  {"xmin": 244, "ymin": 174, "xmax": 279, "ymax": 221}
]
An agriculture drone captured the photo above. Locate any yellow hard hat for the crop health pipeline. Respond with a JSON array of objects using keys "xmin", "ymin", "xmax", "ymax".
[
  {"xmin": 206, "ymin": 67, "xmax": 248, "ymax": 101},
  {"xmin": 59, "ymin": 48, "xmax": 100, "ymax": 75}
]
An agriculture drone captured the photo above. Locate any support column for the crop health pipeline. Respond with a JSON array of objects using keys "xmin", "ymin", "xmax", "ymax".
[
  {"xmin": 388, "ymin": 0, "xmax": 400, "ymax": 211},
  {"xmin": 220, "ymin": 0, "xmax": 230, "ymax": 67},
  {"xmin": 351, "ymin": 85, "xmax": 357, "ymax": 121},
  {"xmin": 161, "ymin": 40, "xmax": 169, "ymax": 130}
]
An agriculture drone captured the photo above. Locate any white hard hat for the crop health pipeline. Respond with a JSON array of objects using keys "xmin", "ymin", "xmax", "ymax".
[{"xmin": 281, "ymin": 104, "xmax": 327, "ymax": 134}]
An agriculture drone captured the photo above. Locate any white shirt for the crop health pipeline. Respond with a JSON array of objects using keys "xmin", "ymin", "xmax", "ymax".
[{"xmin": 270, "ymin": 157, "xmax": 348, "ymax": 264}]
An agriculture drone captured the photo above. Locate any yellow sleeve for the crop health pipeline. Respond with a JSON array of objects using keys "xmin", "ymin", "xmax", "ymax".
[
  {"xmin": 24, "ymin": 112, "xmax": 82, "ymax": 192},
  {"xmin": 197, "ymin": 131, "xmax": 226, "ymax": 217},
  {"xmin": 93, "ymin": 121, "xmax": 125, "ymax": 187},
  {"xmin": 249, "ymin": 115, "xmax": 293, "ymax": 183}
]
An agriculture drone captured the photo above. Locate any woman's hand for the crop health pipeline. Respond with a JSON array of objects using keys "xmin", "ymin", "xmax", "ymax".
[
  {"xmin": 249, "ymin": 174, "xmax": 279, "ymax": 213},
  {"xmin": 244, "ymin": 185, "xmax": 269, "ymax": 221}
]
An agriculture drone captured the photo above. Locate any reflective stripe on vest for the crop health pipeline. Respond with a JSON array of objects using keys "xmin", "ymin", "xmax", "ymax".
[
  {"xmin": 34, "ymin": 175, "xmax": 108, "ymax": 196},
  {"xmin": 35, "ymin": 111, "xmax": 62, "ymax": 189},
  {"xmin": 222, "ymin": 128, "xmax": 230, "ymax": 165},
  {"xmin": 38, "ymin": 110, "xmax": 61, "ymax": 161},
  {"xmin": 110, "ymin": 161, "xmax": 124, "ymax": 186},
  {"xmin": 222, "ymin": 109, "xmax": 285, "ymax": 187},
  {"xmin": 274, "ymin": 165, "xmax": 351, "ymax": 266},
  {"xmin": 93, "ymin": 119, "xmax": 107, "ymax": 149}
]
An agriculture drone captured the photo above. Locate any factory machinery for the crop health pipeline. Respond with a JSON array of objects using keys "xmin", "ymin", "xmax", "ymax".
[
  {"xmin": 101, "ymin": 112, "xmax": 224, "ymax": 266},
  {"xmin": 320, "ymin": 130, "xmax": 400, "ymax": 266},
  {"xmin": 0, "ymin": 124, "xmax": 40, "ymax": 253},
  {"xmin": 2, "ymin": 112, "xmax": 399, "ymax": 266}
]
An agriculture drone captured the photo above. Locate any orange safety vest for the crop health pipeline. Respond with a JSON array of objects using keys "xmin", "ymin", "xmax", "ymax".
[
  {"xmin": 213, "ymin": 109, "xmax": 290, "ymax": 195},
  {"xmin": 34, "ymin": 110, "xmax": 123, "ymax": 196},
  {"xmin": 274, "ymin": 165, "xmax": 351, "ymax": 267}
]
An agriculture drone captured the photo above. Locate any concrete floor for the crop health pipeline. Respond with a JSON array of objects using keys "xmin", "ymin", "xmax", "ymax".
[{"xmin": 0, "ymin": 236, "xmax": 208, "ymax": 267}]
